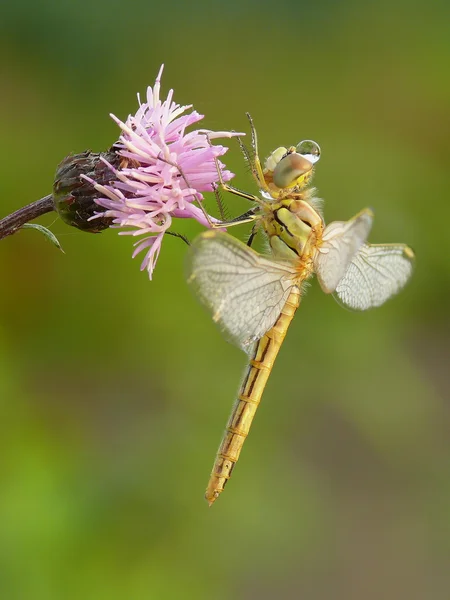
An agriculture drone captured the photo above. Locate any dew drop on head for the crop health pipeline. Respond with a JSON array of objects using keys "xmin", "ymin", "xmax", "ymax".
[{"xmin": 296, "ymin": 140, "xmax": 321, "ymax": 164}]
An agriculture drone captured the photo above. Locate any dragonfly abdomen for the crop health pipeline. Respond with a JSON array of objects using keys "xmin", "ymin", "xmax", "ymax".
[{"xmin": 205, "ymin": 287, "xmax": 301, "ymax": 506}]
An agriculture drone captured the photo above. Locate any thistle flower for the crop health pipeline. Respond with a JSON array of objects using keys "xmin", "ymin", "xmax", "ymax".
[{"xmin": 83, "ymin": 65, "xmax": 240, "ymax": 278}]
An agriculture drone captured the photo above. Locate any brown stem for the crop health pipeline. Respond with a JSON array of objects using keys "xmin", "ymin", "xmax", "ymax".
[{"xmin": 0, "ymin": 195, "xmax": 55, "ymax": 241}]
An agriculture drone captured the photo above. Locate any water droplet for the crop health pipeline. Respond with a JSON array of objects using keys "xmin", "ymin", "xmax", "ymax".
[{"xmin": 296, "ymin": 140, "xmax": 321, "ymax": 164}]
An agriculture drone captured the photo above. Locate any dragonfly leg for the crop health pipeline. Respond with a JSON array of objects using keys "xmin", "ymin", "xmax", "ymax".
[
  {"xmin": 245, "ymin": 113, "xmax": 271, "ymax": 193},
  {"xmin": 166, "ymin": 231, "xmax": 190, "ymax": 246},
  {"xmin": 211, "ymin": 181, "xmax": 228, "ymax": 222},
  {"xmin": 216, "ymin": 181, "xmax": 260, "ymax": 203},
  {"xmin": 201, "ymin": 130, "xmax": 274, "ymax": 230},
  {"xmin": 205, "ymin": 132, "xmax": 261, "ymax": 205},
  {"xmin": 247, "ymin": 222, "xmax": 259, "ymax": 247},
  {"xmin": 209, "ymin": 207, "xmax": 260, "ymax": 229}
]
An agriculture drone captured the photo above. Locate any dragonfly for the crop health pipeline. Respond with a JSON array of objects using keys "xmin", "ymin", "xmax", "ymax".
[{"xmin": 186, "ymin": 115, "xmax": 414, "ymax": 506}]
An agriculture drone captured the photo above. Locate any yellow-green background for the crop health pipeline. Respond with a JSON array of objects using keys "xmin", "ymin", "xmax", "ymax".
[{"xmin": 1, "ymin": 1, "xmax": 449, "ymax": 598}]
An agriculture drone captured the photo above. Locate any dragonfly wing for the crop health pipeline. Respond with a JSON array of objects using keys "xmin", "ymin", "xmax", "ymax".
[
  {"xmin": 334, "ymin": 243, "xmax": 415, "ymax": 311},
  {"xmin": 186, "ymin": 231, "xmax": 298, "ymax": 352},
  {"xmin": 315, "ymin": 208, "xmax": 373, "ymax": 293}
]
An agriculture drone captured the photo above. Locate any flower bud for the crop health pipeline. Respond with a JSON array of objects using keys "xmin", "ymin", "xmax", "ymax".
[{"xmin": 53, "ymin": 149, "xmax": 122, "ymax": 232}]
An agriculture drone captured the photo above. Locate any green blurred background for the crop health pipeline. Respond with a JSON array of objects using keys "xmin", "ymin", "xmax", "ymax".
[{"xmin": 1, "ymin": 1, "xmax": 449, "ymax": 598}]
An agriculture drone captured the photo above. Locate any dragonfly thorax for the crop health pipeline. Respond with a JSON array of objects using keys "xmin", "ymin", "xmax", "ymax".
[{"xmin": 263, "ymin": 199, "xmax": 323, "ymax": 265}]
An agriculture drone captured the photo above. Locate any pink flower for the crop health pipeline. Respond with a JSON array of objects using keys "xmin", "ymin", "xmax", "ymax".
[{"xmin": 83, "ymin": 65, "xmax": 241, "ymax": 278}]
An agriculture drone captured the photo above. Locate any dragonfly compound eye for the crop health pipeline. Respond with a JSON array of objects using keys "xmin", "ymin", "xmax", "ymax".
[
  {"xmin": 264, "ymin": 147, "xmax": 288, "ymax": 173},
  {"xmin": 272, "ymin": 152, "xmax": 313, "ymax": 189},
  {"xmin": 296, "ymin": 140, "xmax": 321, "ymax": 164}
]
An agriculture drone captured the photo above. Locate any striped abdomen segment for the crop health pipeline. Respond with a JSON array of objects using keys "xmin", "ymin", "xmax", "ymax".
[{"xmin": 205, "ymin": 287, "xmax": 301, "ymax": 506}]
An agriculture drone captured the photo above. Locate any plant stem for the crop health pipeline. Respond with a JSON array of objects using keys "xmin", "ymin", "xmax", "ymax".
[{"xmin": 0, "ymin": 195, "xmax": 55, "ymax": 241}]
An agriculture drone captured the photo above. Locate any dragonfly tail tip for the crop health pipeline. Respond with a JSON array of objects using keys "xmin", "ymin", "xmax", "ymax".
[{"xmin": 205, "ymin": 490, "xmax": 220, "ymax": 507}]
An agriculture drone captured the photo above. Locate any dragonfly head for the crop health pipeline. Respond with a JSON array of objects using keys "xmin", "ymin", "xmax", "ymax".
[{"xmin": 265, "ymin": 140, "xmax": 321, "ymax": 191}]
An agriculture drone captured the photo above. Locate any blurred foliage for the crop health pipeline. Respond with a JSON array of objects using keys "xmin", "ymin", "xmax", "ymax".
[{"xmin": 0, "ymin": 0, "xmax": 449, "ymax": 598}]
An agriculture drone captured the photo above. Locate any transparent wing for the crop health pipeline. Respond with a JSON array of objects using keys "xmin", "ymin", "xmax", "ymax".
[
  {"xmin": 315, "ymin": 208, "xmax": 373, "ymax": 293},
  {"xmin": 186, "ymin": 231, "xmax": 298, "ymax": 352},
  {"xmin": 334, "ymin": 243, "xmax": 415, "ymax": 311}
]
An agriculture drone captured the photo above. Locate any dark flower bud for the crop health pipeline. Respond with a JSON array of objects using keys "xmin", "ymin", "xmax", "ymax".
[{"xmin": 53, "ymin": 149, "xmax": 121, "ymax": 232}]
